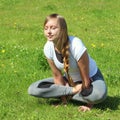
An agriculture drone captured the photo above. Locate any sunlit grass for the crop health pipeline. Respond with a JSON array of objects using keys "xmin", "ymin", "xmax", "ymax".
[{"xmin": 0, "ymin": 0, "xmax": 120, "ymax": 120}]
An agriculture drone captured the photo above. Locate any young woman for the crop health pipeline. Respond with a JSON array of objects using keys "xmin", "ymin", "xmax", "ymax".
[{"xmin": 28, "ymin": 13, "xmax": 107, "ymax": 112}]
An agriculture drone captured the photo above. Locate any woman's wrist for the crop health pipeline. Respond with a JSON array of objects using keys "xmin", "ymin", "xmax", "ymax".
[
  {"xmin": 81, "ymin": 84, "xmax": 93, "ymax": 96},
  {"xmin": 82, "ymin": 78, "xmax": 91, "ymax": 89}
]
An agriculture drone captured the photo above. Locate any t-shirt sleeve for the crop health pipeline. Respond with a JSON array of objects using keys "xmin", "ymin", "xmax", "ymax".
[
  {"xmin": 43, "ymin": 41, "xmax": 53, "ymax": 60},
  {"xmin": 70, "ymin": 37, "xmax": 87, "ymax": 61}
]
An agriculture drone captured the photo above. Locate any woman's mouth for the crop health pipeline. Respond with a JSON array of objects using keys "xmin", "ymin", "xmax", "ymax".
[{"xmin": 47, "ymin": 35, "xmax": 53, "ymax": 39}]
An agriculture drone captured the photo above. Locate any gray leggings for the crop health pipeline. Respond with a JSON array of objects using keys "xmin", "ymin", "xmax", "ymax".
[{"xmin": 28, "ymin": 69, "xmax": 107, "ymax": 104}]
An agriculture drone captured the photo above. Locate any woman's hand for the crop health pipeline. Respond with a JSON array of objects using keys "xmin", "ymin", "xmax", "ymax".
[
  {"xmin": 72, "ymin": 84, "xmax": 82, "ymax": 94},
  {"xmin": 81, "ymin": 84, "xmax": 93, "ymax": 96}
]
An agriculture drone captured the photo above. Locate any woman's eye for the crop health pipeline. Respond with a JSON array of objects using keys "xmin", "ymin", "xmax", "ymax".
[
  {"xmin": 52, "ymin": 27, "xmax": 57, "ymax": 30},
  {"xmin": 44, "ymin": 27, "xmax": 48, "ymax": 30}
]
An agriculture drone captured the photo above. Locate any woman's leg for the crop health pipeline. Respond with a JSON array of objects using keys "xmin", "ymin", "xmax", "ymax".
[
  {"xmin": 28, "ymin": 77, "xmax": 73, "ymax": 98},
  {"xmin": 72, "ymin": 69, "xmax": 107, "ymax": 104}
]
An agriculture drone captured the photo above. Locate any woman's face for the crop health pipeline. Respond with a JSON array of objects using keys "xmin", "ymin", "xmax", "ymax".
[{"xmin": 44, "ymin": 18, "xmax": 60, "ymax": 42}]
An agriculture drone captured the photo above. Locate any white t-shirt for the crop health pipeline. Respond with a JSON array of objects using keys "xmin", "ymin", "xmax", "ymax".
[{"xmin": 44, "ymin": 36, "xmax": 97, "ymax": 82}]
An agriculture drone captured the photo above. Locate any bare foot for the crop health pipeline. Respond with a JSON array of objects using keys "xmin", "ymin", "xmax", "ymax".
[
  {"xmin": 52, "ymin": 103, "xmax": 60, "ymax": 108},
  {"xmin": 78, "ymin": 104, "xmax": 93, "ymax": 112},
  {"xmin": 51, "ymin": 96, "xmax": 68, "ymax": 108},
  {"xmin": 61, "ymin": 96, "xmax": 68, "ymax": 107},
  {"xmin": 52, "ymin": 101, "xmax": 67, "ymax": 108}
]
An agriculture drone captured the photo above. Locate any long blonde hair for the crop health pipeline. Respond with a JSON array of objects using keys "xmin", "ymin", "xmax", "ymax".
[{"xmin": 44, "ymin": 13, "xmax": 75, "ymax": 86}]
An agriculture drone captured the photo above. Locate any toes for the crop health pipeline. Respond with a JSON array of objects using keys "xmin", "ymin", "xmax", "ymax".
[{"xmin": 78, "ymin": 106, "xmax": 91, "ymax": 112}]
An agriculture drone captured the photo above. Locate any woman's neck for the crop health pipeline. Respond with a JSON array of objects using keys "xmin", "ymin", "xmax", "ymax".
[{"xmin": 54, "ymin": 47, "xmax": 61, "ymax": 54}]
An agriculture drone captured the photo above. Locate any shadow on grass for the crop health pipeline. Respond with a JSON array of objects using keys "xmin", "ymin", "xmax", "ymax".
[
  {"xmin": 39, "ymin": 95, "xmax": 120, "ymax": 111},
  {"xmin": 69, "ymin": 95, "xmax": 120, "ymax": 111},
  {"xmin": 94, "ymin": 96, "xmax": 120, "ymax": 110}
]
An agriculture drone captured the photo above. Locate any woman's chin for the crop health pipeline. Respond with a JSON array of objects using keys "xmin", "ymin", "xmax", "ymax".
[
  {"xmin": 48, "ymin": 39, "xmax": 53, "ymax": 41},
  {"xmin": 47, "ymin": 38, "xmax": 53, "ymax": 41}
]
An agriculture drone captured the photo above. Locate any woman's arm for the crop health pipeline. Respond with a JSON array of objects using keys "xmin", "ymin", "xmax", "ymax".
[
  {"xmin": 77, "ymin": 50, "xmax": 91, "ymax": 89},
  {"xmin": 47, "ymin": 58, "xmax": 81, "ymax": 94},
  {"xmin": 77, "ymin": 51, "xmax": 94, "ymax": 111},
  {"xmin": 47, "ymin": 58, "xmax": 68, "ymax": 104},
  {"xmin": 47, "ymin": 58, "xmax": 65, "ymax": 85},
  {"xmin": 47, "ymin": 59, "xmax": 82, "ymax": 94}
]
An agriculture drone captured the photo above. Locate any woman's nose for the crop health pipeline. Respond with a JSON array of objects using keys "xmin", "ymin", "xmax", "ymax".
[{"xmin": 47, "ymin": 28, "xmax": 51, "ymax": 34}]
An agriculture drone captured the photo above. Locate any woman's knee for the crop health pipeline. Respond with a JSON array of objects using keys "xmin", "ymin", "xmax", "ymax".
[
  {"xmin": 28, "ymin": 84, "xmax": 34, "ymax": 96},
  {"xmin": 90, "ymin": 88, "xmax": 107, "ymax": 104},
  {"xmin": 28, "ymin": 85, "xmax": 44, "ymax": 97},
  {"xmin": 28, "ymin": 82, "xmax": 40, "ymax": 96},
  {"xmin": 84, "ymin": 80, "xmax": 107, "ymax": 104}
]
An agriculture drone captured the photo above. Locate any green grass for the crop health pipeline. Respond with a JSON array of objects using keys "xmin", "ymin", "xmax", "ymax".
[{"xmin": 0, "ymin": 0, "xmax": 120, "ymax": 119}]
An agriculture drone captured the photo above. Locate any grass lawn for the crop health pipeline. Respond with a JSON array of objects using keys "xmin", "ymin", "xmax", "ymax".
[{"xmin": 0, "ymin": 0, "xmax": 120, "ymax": 120}]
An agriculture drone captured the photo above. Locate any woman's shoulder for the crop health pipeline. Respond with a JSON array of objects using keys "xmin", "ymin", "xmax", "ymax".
[
  {"xmin": 68, "ymin": 36, "xmax": 87, "ymax": 60},
  {"xmin": 69, "ymin": 36, "xmax": 79, "ymax": 41},
  {"xmin": 69, "ymin": 36, "xmax": 85, "ymax": 47},
  {"xmin": 44, "ymin": 41, "xmax": 54, "ymax": 50},
  {"xmin": 44, "ymin": 41, "xmax": 54, "ymax": 46},
  {"xmin": 69, "ymin": 36, "xmax": 81, "ymax": 40},
  {"xmin": 44, "ymin": 41, "xmax": 54, "ymax": 59},
  {"xmin": 44, "ymin": 41, "xmax": 54, "ymax": 53}
]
